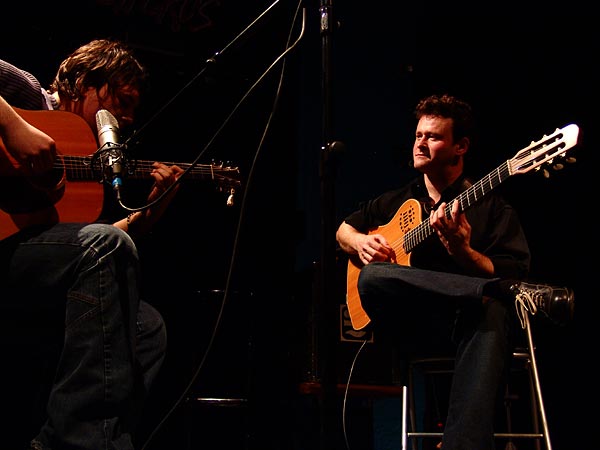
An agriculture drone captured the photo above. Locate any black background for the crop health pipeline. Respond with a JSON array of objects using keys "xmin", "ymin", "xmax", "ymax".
[{"xmin": 2, "ymin": 1, "xmax": 589, "ymax": 449}]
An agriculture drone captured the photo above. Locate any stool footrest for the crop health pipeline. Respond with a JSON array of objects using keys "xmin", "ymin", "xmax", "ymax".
[
  {"xmin": 405, "ymin": 322, "xmax": 552, "ymax": 450},
  {"xmin": 407, "ymin": 432, "xmax": 544, "ymax": 439}
]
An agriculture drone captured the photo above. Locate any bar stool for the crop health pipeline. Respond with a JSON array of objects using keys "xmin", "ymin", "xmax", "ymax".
[{"xmin": 402, "ymin": 313, "xmax": 551, "ymax": 450}]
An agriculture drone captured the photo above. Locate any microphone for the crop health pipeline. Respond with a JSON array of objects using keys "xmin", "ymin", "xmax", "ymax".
[{"xmin": 95, "ymin": 109, "xmax": 126, "ymax": 195}]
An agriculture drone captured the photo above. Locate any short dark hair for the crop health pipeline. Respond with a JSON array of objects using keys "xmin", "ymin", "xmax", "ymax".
[{"xmin": 415, "ymin": 94, "xmax": 474, "ymax": 143}]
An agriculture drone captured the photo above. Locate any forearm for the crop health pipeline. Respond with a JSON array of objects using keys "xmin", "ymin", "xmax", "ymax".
[
  {"xmin": 114, "ymin": 192, "xmax": 176, "ymax": 238},
  {"xmin": 451, "ymin": 246, "xmax": 495, "ymax": 277},
  {"xmin": 0, "ymin": 95, "xmax": 56, "ymax": 171},
  {"xmin": 0, "ymin": 95, "xmax": 21, "ymax": 136},
  {"xmin": 336, "ymin": 221, "xmax": 361, "ymax": 254},
  {"xmin": 113, "ymin": 209, "xmax": 159, "ymax": 238}
]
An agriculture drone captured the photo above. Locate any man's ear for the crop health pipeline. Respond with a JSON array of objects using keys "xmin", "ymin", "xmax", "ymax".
[{"xmin": 455, "ymin": 136, "xmax": 470, "ymax": 155}]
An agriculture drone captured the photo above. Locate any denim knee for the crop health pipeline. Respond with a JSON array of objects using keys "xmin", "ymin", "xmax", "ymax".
[{"xmin": 77, "ymin": 223, "xmax": 138, "ymax": 261}]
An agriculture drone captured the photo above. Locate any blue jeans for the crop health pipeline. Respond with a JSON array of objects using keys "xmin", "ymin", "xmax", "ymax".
[
  {"xmin": 0, "ymin": 222, "xmax": 166, "ymax": 450},
  {"xmin": 358, "ymin": 262, "xmax": 516, "ymax": 450}
]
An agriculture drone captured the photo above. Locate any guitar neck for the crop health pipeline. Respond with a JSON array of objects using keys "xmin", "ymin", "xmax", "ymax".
[
  {"xmin": 4, "ymin": 109, "xmax": 241, "ymax": 188},
  {"xmin": 60, "ymin": 155, "xmax": 240, "ymax": 187},
  {"xmin": 404, "ymin": 160, "xmax": 511, "ymax": 253}
]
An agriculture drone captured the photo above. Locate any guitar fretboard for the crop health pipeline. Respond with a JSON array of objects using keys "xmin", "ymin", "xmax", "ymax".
[
  {"xmin": 403, "ymin": 160, "xmax": 511, "ymax": 254},
  {"xmin": 58, "ymin": 155, "xmax": 240, "ymax": 186}
]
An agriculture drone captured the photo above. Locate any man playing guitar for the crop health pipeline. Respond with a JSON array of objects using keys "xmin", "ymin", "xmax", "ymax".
[
  {"xmin": 0, "ymin": 39, "xmax": 182, "ymax": 450},
  {"xmin": 336, "ymin": 94, "xmax": 575, "ymax": 449}
]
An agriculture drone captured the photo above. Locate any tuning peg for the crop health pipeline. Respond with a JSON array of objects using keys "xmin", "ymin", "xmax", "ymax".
[
  {"xmin": 565, "ymin": 156, "xmax": 576, "ymax": 164},
  {"xmin": 543, "ymin": 168, "xmax": 550, "ymax": 178},
  {"xmin": 227, "ymin": 188, "xmax": 235, "ymax": 206}
]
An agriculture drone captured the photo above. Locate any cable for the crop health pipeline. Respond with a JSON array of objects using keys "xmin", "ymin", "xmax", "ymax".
[
  {"xmin": 140, "ymin": 3, "xmax": 305, "ymax": 449},
  {"xmin": 117, "ymin": 3, "xmax": 305, "ymax": 216},
  {"xmin": 124, "ymin": 0, "xmax": 282, "ymax": 149},
  {"xmin": 342, "ymin": 339, "xmax": 369, "ymax": 450}
]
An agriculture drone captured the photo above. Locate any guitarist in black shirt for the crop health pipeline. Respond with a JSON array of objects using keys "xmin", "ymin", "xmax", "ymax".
[{"xmin": 336, "ymin": 94, "xmax": 575, "ymax": 450}]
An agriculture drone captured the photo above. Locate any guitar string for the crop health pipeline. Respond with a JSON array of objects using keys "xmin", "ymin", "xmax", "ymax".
[
  {"xmin": 57, "ymin": 156, "xmax": 239, "ymax": 171},
  {"xmin": 54, "ymin": 157, "xmax": 240, "ymax": 179},
  {"xmin": 385, "ymin": 160, "xmax": 512, "ymax": 259}
]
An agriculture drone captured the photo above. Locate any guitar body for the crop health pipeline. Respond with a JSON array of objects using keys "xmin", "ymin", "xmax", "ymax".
[
  {"xmin": 346, "ymin": 198, "xmax": 423, "ymax": 330},
  {"xmin": 0, "ymin": 109, "xmax": 103, "ymax": 240},
  {"xmin": 0, "ymin": 108, "xmax": 242, "ymax": 241}
]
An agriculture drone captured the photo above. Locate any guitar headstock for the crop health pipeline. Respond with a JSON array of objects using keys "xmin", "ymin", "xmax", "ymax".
[
  {"xmin": 509, "ymin": 124, "xmax": 579, "ymax": 176},
  {"xmin": 541, "ymin": 153, "xmax": 577, "ymax": 179},
  {"xmin": 120, "ymin": 158, "xmax": 242, "ymax": 206},
  {"xmin": 202, "ymin": 161, "xmax": 242, "ymax": 206}
]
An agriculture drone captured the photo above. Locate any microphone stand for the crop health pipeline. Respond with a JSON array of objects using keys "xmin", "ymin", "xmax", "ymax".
[
  {"xmin": 124, "ymin": 0, "xmax": 281, "ymax": 148},
  {"xmin": 316, "ymin": 0, "xmax": 344, "ymax": 448}
]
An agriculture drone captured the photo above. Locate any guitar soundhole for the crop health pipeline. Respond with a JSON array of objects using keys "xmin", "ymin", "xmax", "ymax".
[{"xmin": 398, "ymin": 204, "xmax": 418, "ymax": 234}]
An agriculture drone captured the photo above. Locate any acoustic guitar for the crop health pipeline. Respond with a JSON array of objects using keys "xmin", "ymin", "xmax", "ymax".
[
  {"xmin": 0, "ymin": 108, "xmax": 241, "ymax": 240},
  {"xmin": 346, "ymin": 124, "xmax": 580, "ymax": 331}
]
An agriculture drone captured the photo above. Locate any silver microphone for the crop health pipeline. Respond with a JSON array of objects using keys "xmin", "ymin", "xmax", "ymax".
[{"xmin": 95, "ymin": 109, "xmax": 125, "ymax": 193}]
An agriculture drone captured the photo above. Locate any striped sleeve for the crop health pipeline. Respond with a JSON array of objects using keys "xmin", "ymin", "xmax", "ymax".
[{"xmin": 0, "ymin": 59, "xmax": 48, "ymax": 110}]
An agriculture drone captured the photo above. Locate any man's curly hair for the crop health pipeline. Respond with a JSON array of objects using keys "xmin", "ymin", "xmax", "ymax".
[
  {"xmin": 415, "ymin": 94, "xmax": 474, "ymax": 143},
  {"xmin": 49, "ymin": 39, "xmax": 147, "ymax": 103}
]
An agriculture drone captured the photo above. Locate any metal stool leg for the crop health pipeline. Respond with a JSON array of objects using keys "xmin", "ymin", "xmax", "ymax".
[
  {"xmin": 405, "ymin": 358, "xmax": 453, "ymax": 448},
  {"xmin": 401, "ymin": 385, "xmax": 408, "ymax": 450},
  {"xmin": 523, "ymin": 313, "xmax": 552, "ymax": 450},
  {"xmin": 403, "ymin": 340, "xmax": 551, "ymax": 450}
]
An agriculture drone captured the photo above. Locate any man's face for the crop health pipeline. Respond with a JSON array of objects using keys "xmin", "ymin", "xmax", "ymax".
[
  {"xmin": 73, "ymin": 84, "xmax": 141, "ymax": 135},
  {"xmin": 412, "ymin": 115, "xmax": 462, "ymax": 172}
]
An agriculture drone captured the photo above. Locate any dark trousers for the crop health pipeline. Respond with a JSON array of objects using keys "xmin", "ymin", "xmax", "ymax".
[{"xmin": 358, "ymin": 262, "xmax": 517, "ymax": 450}]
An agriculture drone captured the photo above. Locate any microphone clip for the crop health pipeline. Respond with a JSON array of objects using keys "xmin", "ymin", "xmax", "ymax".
[{"xmin": 92, "ymin": 142, "xmax": 128, "ymax": 190}]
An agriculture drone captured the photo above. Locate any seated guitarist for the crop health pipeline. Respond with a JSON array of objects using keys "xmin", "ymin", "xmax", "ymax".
[
  {"xmin": 0, "ymin": 39, "xmax": 183, "ymax": 450},
  {"xmin": 336, "ymin": 93, "xmax": 575, "ymax": 450}
]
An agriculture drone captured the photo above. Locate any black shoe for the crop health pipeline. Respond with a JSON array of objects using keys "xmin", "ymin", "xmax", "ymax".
[{"xmin": 510, "ymin": 282, "xmax": 575, "ymax": 326}]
